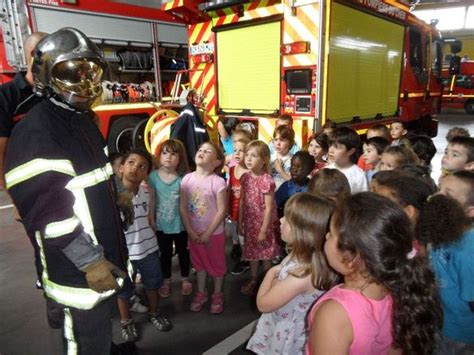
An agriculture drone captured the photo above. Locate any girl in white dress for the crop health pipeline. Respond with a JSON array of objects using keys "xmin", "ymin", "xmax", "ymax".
[{"xmin": 247, "ymin": 193, "xmax": 339, "ymax": 354}]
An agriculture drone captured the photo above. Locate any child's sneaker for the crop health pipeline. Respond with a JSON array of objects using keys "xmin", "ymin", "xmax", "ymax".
[
  {"xmin": 158, "ymin": 279, "xmax": 171, "ymax": 298},
  {"xmin": 129, "ymin": 295, "xmax": 148, "ymax": 313},
  {"xmin": 210, "ymin": 292, "xmax": 224, "ymax": 314},
  {"xmin": 120, "ymin": 319, "xmax": 138, "ymax": 342},
  {"xmin": 181, "ymin": 280, "xmax": 193, "ymax": 296},
  {"xmin": 190, "ymin": 291, "xmax": 208, "ymax": 312},
  {"xmin": 149, "ymin": 312, "xmax": 172, "ymax": 331},
  {"xmin": 231, "ymin": 260, "xmax": 250, "ymax": 275}
]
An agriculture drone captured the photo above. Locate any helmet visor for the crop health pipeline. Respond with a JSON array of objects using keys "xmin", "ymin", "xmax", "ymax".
[{"xmin": 52, "ymin": 59, "xmax": 104, "ymax": 97}]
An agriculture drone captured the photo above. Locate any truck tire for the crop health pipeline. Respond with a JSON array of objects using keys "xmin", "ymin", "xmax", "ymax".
[
  {"xmin": 132, "ymin": 118, "xmax": 148, "ymax": 152},
  {"xmin": 465, "ymin": 100, "xmax": 474, "ymax": 114},
  {"xmin": 107, "ymin": 116, "xmax": 141, "ymax": 154}
]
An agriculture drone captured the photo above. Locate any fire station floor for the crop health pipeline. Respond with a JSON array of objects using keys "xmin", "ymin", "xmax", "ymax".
[{"xmin": 0, "ymin": 111, "xmax": 473, "ymax": 355}]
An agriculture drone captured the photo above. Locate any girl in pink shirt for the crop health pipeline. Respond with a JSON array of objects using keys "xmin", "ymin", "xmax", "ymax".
[
  {"xmin": 307, "ymin": 192, "xmax": 442, "ymax": 355},
  {"xmin": 180, "ymin": 142, "xmax": 228, "ymax": 314}
]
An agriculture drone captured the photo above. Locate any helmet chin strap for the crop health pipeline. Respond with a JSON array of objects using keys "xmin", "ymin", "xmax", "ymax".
[{"xmin": 49, "ymin": 94, "xmax": 90, "ymax": 113}]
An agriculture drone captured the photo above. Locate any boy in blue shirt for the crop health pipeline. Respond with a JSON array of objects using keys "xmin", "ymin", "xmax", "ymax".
[
  {"xmin": 275, "ymin": 151, "xmax": 314, "ymax": 217},
  {"xmin": 434, "ymin": 170, "xmax": 474, "ymax": 353}
]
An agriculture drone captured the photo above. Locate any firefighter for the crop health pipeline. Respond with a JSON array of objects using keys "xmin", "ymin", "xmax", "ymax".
[
  {"xmin": 170, "ymin": 88, "xmax": 209, "ymax": 169},
  {"xmin": 5, "ymin": 28, "xmax": 129, "ymax": 355},
  {"xmin": 0, "ymin": 32, "xmax": 47, "ymax": 190}
]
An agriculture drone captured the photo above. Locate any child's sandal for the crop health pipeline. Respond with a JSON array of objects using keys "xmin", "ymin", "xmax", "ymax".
[{"xmin": 240, "ymin": 279, "xmax": 258, "ymax": 296}]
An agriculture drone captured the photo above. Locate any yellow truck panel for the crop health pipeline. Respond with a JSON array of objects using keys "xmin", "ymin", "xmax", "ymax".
[
  {"xmin": 216, "ymin": 20, "xmax": 281, "ymax": 114},
  {"xmin": 326, "ymin": 2, "xmax": 404, "ymax": 123}
]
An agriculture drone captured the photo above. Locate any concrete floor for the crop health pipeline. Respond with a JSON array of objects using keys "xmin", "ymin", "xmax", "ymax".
[{"xmin": 0, "ymin": 111, "xmax": 472, "ymax": 355}]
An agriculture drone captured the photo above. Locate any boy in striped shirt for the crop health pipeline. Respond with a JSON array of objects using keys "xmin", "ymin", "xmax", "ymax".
[{"xmin": 117, "ymin": 149, "xmax": 172, "ymax": 342}]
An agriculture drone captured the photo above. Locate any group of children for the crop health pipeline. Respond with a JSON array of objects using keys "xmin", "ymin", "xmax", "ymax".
[{"xmin": 109, "ymin": 115, "xmax": 473, "ymax": 354}]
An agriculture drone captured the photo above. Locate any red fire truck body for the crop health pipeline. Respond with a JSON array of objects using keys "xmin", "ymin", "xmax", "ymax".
[
  {"xmin": 162, "ymin": 0, "xmax": 443, "ymax": 145},
  {"xmin": 442, "ymin": 60, "xmax": 474, "ymax": 114},
  {"xmin": 0, "ymin": 0, "xmax": 188, "ymax": 152}
]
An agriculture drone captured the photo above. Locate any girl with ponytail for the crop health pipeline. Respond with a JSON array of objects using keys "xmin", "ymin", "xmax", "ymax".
[
  {"xmin": 247, "ymin": 193, "xmax": 339, "ymax": 354},
  {"xmin": 307, "ymin": 192, "xmax": 442, "ymax": 355}
]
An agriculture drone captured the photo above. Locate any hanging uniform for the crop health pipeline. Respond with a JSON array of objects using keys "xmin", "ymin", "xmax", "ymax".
[{"xmin": 171, "ymin": 102, "xmax": 209, "ymax": 167}]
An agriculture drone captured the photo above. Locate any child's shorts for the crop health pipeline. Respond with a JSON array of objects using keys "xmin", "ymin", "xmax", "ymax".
[
  {"xmin": 189, "ymin": 233, "xmax": 226, "ymax": 277},
  {"xmin": 118, "ymin": 251, "xmax": 163, "ymax": 299}
]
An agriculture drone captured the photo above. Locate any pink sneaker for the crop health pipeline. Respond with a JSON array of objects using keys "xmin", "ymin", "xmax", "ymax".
[
  {"xmin": 210, "ymin": 292, "xmax": 224, "ymax": 314},
  {"xmin": 190, "ymin": 291, "xmax": 208, "ymax": 312},
  {"xmin": 181, "ymin": 280, "xmax": 193, "ymax": 296}
]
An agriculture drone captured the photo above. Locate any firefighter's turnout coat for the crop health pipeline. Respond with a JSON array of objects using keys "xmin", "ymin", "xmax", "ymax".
[{"xmin": 5, "ymin": 98, "xmax": 129, "ymax": 310}]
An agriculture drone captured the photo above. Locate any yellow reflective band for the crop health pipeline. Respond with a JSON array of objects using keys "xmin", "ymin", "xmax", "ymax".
[
  {"xmin": 399, "ymin": 92, "xmax": 425, "ymax": 98},
  {"xmin": 66, "ymin": 164, "xmax": 113, "ymax": 190},
  {"xmin": 5, "ymin": 159, "xmax": 76, "ymax": 189},
  {"xmin": 44, "ymin": 216, "xmax": 81, "ymax": 239},
  {"xmin": 127, "ymin": 259, "xmax": 134, "ymax": 280},
  {"xmin": 64, "ymin": 308, "xmax": 78, "ymax": 355},
  {"xmin": 42, "ymin": 277, "xmax": 123, "ymax": 310},
  {"xmin": 103, "ymin": 146, "xmax": 109, "ymax": 157},
  {"xmin": 69, "ymin": 189, "xmax": 98, "ymax": 244},
  {"xmin": 36, "ymin": 231, "xmax": 49, "ymax": 279}
]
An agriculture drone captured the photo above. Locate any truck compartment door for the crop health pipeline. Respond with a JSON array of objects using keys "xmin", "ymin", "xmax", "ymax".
[
  {"xmin": 326, "ymin": 3, "xmax": 404, "ymax": 123},
  {"xmin": 216, "ymin": 21, "xmax": 281, "ymax": 115}
]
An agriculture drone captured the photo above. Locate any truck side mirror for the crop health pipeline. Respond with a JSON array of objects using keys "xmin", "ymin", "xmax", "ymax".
[{"xmin": 450, "ymin": 55, "xmax": 461, "ymax": 75}]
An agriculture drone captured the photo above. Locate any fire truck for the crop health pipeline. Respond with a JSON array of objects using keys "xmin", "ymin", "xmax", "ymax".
[
  {"xmin": 442, "ymin": 59, "xmax": 474, "ymax": 114},
  {"xmin": 160, "ymin": 0, "xmax": 444, "ymax": 147},
  {"xmin": 0, "ymin": 0, "xmax": 190, "ymax": 153}
]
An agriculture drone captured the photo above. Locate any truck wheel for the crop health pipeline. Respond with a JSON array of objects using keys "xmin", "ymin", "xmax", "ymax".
[
  {"xmin": 132, "ymin": 118, "xmax": 148, "ymax": 151},
  {"xmin": 107, "ymin": 116, "xmax": 141, "ymax": 154},
  {"xmin": 465, "ymin": 100, "xmax": 474, "ymax": 114}
]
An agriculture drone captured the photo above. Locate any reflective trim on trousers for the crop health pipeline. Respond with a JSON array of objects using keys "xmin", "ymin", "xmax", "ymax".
[{"xmin": 64, "ymin": 308, "xmax": 78, "ymax": 355}]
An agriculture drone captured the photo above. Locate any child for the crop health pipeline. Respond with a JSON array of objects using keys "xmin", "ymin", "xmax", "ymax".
[
  {"xmin": 110, "ymin": 152, "xmax": 124, "ymax": 177},
  {"xmin": 367, "ymin": 123, "xmax": 390, "ymax": 141},
  {"xmin": 307, "ymin": 133, "xmax": 328, "ymax": 175},
  {"xmin": 390, "ymin": 120, "xmax": 410, "ymax": 147},
  {"xmin": 239, "ymin": 140, "xmax": 280, "ymax": 295},
  {"xmin": 308, "ymin": 168, "xmax": 351, "ymax": 202},
  {"xmin": 362, "ymin": 136, "xmax": 389, "ymax": 181},
  {"xmin": 247, "ymin": 193, "xmax": 338, "ymax": 354},
  {"xmin": 307, "ymin": 192, "xmax": 442, "ymax": 355},
  {"xmin": 441, "ymin": 136, "xmax": 474, "ymax": 175},
  {"xmin": 446, "ymin": 126, "xmax": 470, "ymax": 141},
  {"xmin": 275, "ymin": 151, "xmax": 314, "ymax": 217},
  {"xmin": 326, "ymin": 127, "xmax": 368, "ymax": 193},
  {"xmin": 180, "ymin": 142, "xmax": 228, "ymax": 314},
  {"xmin": 228, "ymin": 138, "xmax": 251, "ymax": 275},
  {"xmin": 379, "ymin": 145, "xmax": 418, "ymax": 171},
  {"xmin": 148, "ymin": 139, "xmax": 191, "ymax": 298},
  {"xmin": 321, "ymin": 119, "xmax": 336, "ymax": 139},
  {"xmin": 269, "ymin": 114, "xmax": 300, "ymax": 156},
  {"xmin": 421, "ymin": 171, "xmax": 474, "ymax": 352},
  {"xmin": 271, "ymin": 125, "xmax": 295, "ymax": 190},
  {"xmin": 117, "ymin": 149, "xmax": 172, "ymax": 342},
  {"xmin": 217, "ymin": 116, "xmax": 240, "ymax": 157},
  {"xmin": 409, "ymin": 135, "xmax": 437, "ymax": 169},
  {"xmin": 357, "ymin": 124, "xmax": 390, "ymax": 171}
]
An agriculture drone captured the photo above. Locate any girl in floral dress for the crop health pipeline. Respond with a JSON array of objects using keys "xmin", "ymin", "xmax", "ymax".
[
  {"xmin": 239, "ymin": 140, "xmax": 280, "ymax": 295},
  {"xmin": 247, "ymin": 193, "xmax": 338, "ymax": 354}
]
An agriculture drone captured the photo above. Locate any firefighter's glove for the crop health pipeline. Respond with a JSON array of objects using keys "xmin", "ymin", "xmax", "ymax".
[
  {"xmin": 117, "ymin": 191, "xmax": 134, "ymax": 230},
  {"xmin": 81, "ymin": 259, "xmax": 126, "ymax": 293}
]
